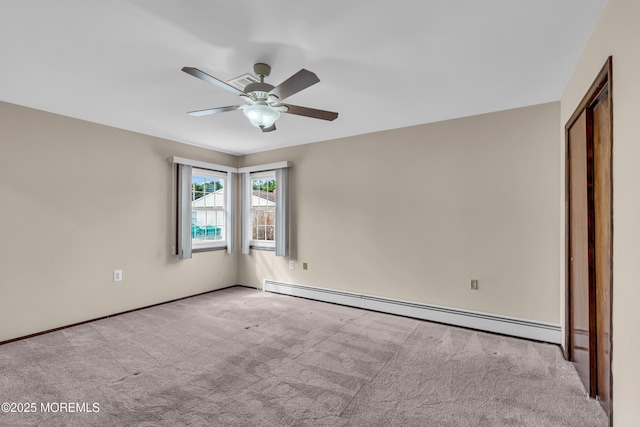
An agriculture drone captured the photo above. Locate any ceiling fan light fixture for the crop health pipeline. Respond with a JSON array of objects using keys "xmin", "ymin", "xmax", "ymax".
[{"xmin": 242, "ymin": 102, "xmax": 281, "ymax": 129}]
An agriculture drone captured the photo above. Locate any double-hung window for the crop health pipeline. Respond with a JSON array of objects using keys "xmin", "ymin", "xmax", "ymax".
[
  {"xmin": 240, "ymin": 164, "xmax": 290, "ymax": 256},
  {"xmin": 191, "ymin": 168, "xmax": 226, "ymax": 250},
  {"xmin": 250, "ymin": 171, "xmax": 276, "ymax": 249}
]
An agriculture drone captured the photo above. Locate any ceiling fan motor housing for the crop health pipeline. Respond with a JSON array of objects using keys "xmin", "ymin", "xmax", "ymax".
[
  {"xmin": 244, "ymin": 81, "xmax": 275, "ymax": 100},
  {"xmin": 245, "ymin": 64, "xmax": 275, "ymax": 100}
]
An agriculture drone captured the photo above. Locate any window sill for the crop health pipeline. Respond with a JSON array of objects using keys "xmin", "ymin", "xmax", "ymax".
[
  {"xmin": 193, "ymin": 246, "xmax": 228, "ymax": 253},
  {"xmin": 250, "ymin": 246, "xmax": 275, "ymax": 251}
]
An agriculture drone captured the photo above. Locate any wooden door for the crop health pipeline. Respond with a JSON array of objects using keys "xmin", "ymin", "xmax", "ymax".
[
  {"xmin": 567, "ymin": 109, "xmax": 594, "ymax": 393},
  {"xmin": 593, "ymin": 86, "xmax": 612, "ymax": 416},
  {"xmin": 565, "ymin": 57, "xmax": 613, "ymax": 422}
]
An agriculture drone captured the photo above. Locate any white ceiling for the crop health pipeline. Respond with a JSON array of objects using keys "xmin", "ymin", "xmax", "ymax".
[{"xmin": 0, "ymin": 0, "xmax": 606, "ymax": 155}]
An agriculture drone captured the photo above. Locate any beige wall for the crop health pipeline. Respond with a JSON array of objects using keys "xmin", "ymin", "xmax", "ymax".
[
  {"xmin": 0, "ymin": 101, "xmax": 239, "ymax": 342},
  {"xmin": 240, "ymin": 102, "xmax": 561, "ymax": 323},
  {"xmin": 560, "ymin": 0, "xmax": 640, "ymax": 424}
]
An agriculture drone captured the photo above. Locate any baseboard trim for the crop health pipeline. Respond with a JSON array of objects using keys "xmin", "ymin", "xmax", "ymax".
[{"xmin": 263, "ymin": 280, "xmax": 561, "ymax": 344}]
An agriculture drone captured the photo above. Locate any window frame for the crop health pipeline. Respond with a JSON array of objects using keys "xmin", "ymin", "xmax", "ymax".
[
  {"xmin": 249, "ymin": 170, "xmax": 276, "ymax": 250},
  {"xmin": 191, "ymin": 168, "xmax": 227, "ymax": 252}
]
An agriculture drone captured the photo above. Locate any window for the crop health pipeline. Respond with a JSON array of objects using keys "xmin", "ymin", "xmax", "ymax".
[
  {"xmin": 250, "ymin": 171, "xmax": 276, "ymax": 248},
  {"xmin": 239, "ymin": 162, "xmax": 290, "ymax": 256},
  {"xmin": 191, "ymin": 168, "xmax": 226, "ymax": 250}
]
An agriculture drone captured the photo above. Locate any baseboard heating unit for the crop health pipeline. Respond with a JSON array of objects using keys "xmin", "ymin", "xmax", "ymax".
[{"xmin": 263, "ymin": 280, "xmax": 561, "ymax": 344}]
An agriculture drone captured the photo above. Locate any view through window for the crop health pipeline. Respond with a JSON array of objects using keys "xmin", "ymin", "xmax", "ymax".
[
  {"xmin": 192, "ymin": 168, "xmax": 226, "ymax": 249},
  {"xmin": 251, "ymin": 173, "xmax": 276, "ymax": 246}
]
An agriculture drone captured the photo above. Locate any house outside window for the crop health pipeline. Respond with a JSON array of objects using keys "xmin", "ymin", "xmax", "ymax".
[
  {"xmin": 250, "ymin": 171, "xmax": 276, "ymax": 248},
  {"xmin": 192, "ymin": 168, "xmax": 226, "ymax": 250}
]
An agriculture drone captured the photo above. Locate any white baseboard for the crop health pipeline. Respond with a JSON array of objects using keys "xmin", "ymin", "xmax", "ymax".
[{"xmin": 263, "ymin": 280, "xmax": 561, "ymax": 344}]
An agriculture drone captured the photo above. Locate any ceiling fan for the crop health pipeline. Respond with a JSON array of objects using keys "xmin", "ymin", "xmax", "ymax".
[{"xmin": 181, "ymin": 63, "xmax": 338, "ymax": 132}]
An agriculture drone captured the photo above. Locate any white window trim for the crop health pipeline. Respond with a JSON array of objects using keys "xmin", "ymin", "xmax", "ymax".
[
  {"xmin": 191, "ymin": 168, "xmax": 227, "ymax": 251},
  {"xmin": 177, "ymin": 164, "xmax": 193, "ymax": 259},
  {"xmin": 250, "ymin": 171, "xmax": 276, "ymax": 179},
  {"xmin": 238, "ymin": 161, "xmax": 292, "ymax": 174},
  {"xmin": 168, "ymin": 156, "xmax": 237, "ymax": 173},
  {"xmin": 249, "ymin": 171, "xmax": 276, "ymax": 249}
]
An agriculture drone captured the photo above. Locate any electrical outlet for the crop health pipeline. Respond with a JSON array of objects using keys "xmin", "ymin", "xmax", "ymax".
[
  {"xmin": 113, "ymin": 269, "xmax": 123, "ymax": 282},
  {"xmin": 289, "ymin": 260, "xmax": 295, "ymax": 270},
  {"xmin": 470, "ymin": 279, "xmax": 478, "ymax": 290},
  {"xmin": 303, "ymin": 262, "xmax": 308, "ymax": 270}
]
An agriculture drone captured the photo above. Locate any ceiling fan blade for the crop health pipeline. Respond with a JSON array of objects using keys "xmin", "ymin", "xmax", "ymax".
[
  {"xmin": 280, "ymin": 104, "xmax": 338, "ymax": 121},
  {"xmin": 261, "ymin": 124, "xmax": 276, "ymax": 133},
  {"xmin": 182, "ymin": 67, "xmax": 244, "ymax": 96},
  {"xmin": 268, "ymin": 69, "xmax": 319, "ymax": 101},
  {"xmin": 187, "ymin": 105, "xmax": 240, "ymax": 117}
]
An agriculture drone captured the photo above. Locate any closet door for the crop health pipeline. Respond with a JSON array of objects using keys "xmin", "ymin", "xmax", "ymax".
[
  {"xmin": 565, "ymin": 57, "xmax": 613, "ymax": 422},
  {"xmin": 567, "ymin": 109, "xmax": 593, "ymax": 394}
]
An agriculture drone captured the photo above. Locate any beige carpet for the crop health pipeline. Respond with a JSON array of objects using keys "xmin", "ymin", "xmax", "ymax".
[{"xmin": 1, "ymin": 286, "xmax": 607, "ymax": 426}]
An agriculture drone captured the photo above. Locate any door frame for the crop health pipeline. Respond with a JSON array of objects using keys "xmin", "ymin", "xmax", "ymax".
[{"xmin": 564, "ymin": 56, "xmax": 613, "ymax": 422}]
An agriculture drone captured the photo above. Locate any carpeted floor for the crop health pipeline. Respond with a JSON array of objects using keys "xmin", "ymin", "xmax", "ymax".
[{"xmin": 1, "ymin": 286, "xmax": 607, "ymax": 426}]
